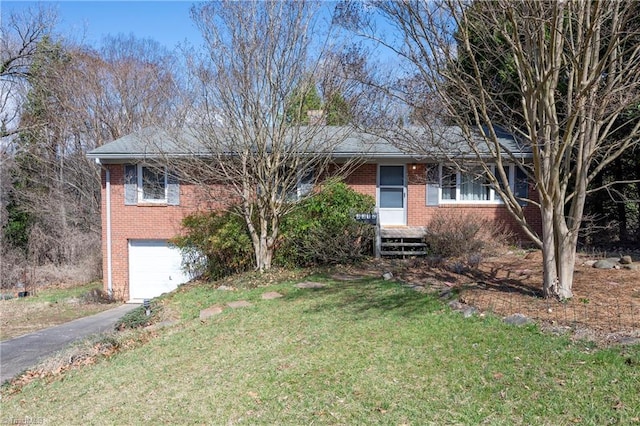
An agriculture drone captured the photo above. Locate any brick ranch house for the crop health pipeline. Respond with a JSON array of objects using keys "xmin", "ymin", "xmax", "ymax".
[{"xmin": 87, "ymin": 126, "xmax": 540, "ymax": 301}]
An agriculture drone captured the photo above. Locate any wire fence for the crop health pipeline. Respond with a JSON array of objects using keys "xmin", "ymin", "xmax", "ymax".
[{"xmin": 463, "ymin": 289, "xmax": 640, "ymax": 335}]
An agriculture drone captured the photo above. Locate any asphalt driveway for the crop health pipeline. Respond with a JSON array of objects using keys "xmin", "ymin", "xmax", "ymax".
[{"xmin": 1, "ymin": 303, "xmax": 140, "ymax": 384}]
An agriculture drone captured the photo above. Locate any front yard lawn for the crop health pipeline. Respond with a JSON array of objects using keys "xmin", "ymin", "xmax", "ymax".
[
  {"xmin": 2, "ymin": 274, "xmax": 639, "ymax": 424},
  {"xmin": 0, "ymin": 282, "xmax": 115, "ymax": 341}
]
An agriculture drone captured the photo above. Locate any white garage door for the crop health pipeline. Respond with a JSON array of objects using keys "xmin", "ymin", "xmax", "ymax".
[{"xmin": 128, "ymin": 240, "xmax": 190, "ymax": 301}]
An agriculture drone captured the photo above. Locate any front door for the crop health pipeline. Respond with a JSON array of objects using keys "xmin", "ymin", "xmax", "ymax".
[{"xmin": 378, "ymin": 165, "xmax": 406, "ymax": 226}]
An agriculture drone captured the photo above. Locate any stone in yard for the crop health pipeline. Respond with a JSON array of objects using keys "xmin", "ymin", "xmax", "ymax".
[
  {"xmin": 622, "ymin": 264, "xmax": 639, "ymax": 271},
  {"xmin": 593, "ymin": 259, "xmax": 616, "ymax": 269},
  {"xmin": 504, "ymin": 313, "xmax": 533, "ymax": 326},
  {"xmin": 439, "ymin": 288, "xmax": 453, "ymax": 299},
  {"xmin": 462, "ymin": 306, "xmax": 479, "ymax": 318},
  {"xmin": 227, "ymin": 300, "xmax": 253, "ymax": 309},
  {"xmin": 262, "ymin": 291, "xmax": 283, "ymax": 300},
  {"xmin": 217, "ymin": 285, "xmax": 234, "ymax": 291},
  {"xmin": 382, "ymin": 272, "xmax": 393, "ymax": 281},
  {"xmin": 448, "ymin": 300, "xmax": 465, "ymax": 310},
  {"xmin": 620, "ymin": 255, "xmax": 633, "ymax": 265},
  {"xmin": 582, "ymin": 260, "xmax": 597, "ymax": 267},
  {"xmin": 295, "ymin": 281, "xmax": 326, "ymax": 289},
  {"xmin": 200, "ymin": 305, "xmax": 224, "ymax": 320}
]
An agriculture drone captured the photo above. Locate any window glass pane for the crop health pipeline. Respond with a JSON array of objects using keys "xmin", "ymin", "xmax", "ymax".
[
  {"xmin": 380, "ymin": 166, "xmax": 404, "ymax": 186},
  {"xmin": 380, "ymin": 188, "xmax": 403, "ymax": 208},
  {"xmin": 460, "ymin": 168, "xmax": 489, "ymax": 201},
  {"xmin": 494, "ymin": 165, "xmax": 508, "ymax": 202},
  {"xmin": 441, "ymin": 166, "xmax": 457, "ymax": 200},
  {"xmin": 514, "ymin": 166, "xmax": 528, "ymax": 199},
  {"xmin": 142, "ymin": 167, "xmax": 166, "ymax": 200}
]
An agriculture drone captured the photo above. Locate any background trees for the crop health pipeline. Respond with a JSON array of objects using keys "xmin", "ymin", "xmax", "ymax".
[{"xmin": 1, "ymin": 6, "xmax": 184, "ymax": 287}]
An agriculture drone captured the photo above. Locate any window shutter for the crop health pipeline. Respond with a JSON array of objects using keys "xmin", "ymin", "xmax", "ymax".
[
  {"xmin": 124, "ymin": 164, "xmax": 138, "ymax": 205},
  {"xmin": 515, "ymin": 166, "xmax": 528, "ymax": 206},
  {"xmin": 167, "ymin": 172, "xmax": 180, "ymax": 205},
  {"xmin": 426, "ymin": 165, "xmax": 440, "ymax": 206}
]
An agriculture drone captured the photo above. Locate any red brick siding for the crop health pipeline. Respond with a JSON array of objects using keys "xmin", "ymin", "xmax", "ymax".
[
  {"xmin": 101, "ymin": 161, "xmax": 542, "ymax": 299},
  {"xmin": 101, "ymin": 164, "xmax": 225, "ymax": 300},
  {"xmin": 343, "ymin": 163, "xmax": 542, "ymax": 241}
]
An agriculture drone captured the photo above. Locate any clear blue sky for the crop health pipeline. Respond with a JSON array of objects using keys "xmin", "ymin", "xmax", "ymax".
[{"xmin": 1, "ymin": 1, "xmax": 204, "ymax": 50}]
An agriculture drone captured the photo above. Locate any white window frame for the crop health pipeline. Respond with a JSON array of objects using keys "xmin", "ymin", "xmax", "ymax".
[
  {"xmin": 138, "ymin": 164, "xmax": 168, "ymax": 203},
  {"xmin": 437, "ymin": 164, "xmax": 517, "ymax": 205}
]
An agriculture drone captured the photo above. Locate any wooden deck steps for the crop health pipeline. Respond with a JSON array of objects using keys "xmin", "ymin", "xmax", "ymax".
[{"xmin": 377, "ymin": 226, "xmax": 428, "ymax": 258}]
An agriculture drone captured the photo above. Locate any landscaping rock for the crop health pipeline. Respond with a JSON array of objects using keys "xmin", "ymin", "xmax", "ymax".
[
  {"xmin": 462, "ymin": 306, "xmax": 479, "ymax": 318},
  {"xmin": 200, "ymin": 305, "xmax": 224, "ymax": 320},
  {"xmin": 261, "ymin": 291, "xmax": 283, "ymax": 300},
  {"xmin": 217, "ymin": 285, "xmax": 234, "ymax": 291},
  {"xmin": 622, "ymin": 264, "xmax": 639, "ymax": 271},
  {"xmin": 295, "ymin": 281, "xmax": 326, "ymax": 289},
  {"xmin": 620, "ymin": 255, "xmax": 633, "ymax": 265},
  {"xmin": 439, "ymin": 288, "xmax": 453, "ymax": 299},
  {"xmin": 448, "ymin": 300, "xmax": 478, "ymax": 317},
  {"xmin": 504, "ymin": 313, "xmax": 533, "ymax": 326},
  {"xmin": 448, "ymin": 300, "xmax": 465, "ymax": 310},
  {"xmin": 382, "ymin": 272, "xmax": 393, "ymax": 281},
  {"xmin": 593, "ymin": 259, "xmax": 616, "ymax": 269},
  {"xmin": 227, "ymin": 300, "xmax": 253, "ymax": 309},
  {"xmin": 582, "ymin": 260, "xmax": 597, "ymax": 267}
]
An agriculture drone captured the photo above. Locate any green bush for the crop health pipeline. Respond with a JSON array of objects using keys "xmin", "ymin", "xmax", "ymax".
[
  {"xmin": 171, "ymin": 210, "xmax": 254, "ymax": 280},
  {"xmin": 276, "ymin": 179, "xmax": 375, "ymax": 267},
  {"xmin": 172, "ymin": 180, "xmax": 375, "ymax": 279}
]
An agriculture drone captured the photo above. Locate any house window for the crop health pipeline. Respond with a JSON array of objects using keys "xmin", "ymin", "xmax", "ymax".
[
  {"xmin": 434, "ymin": 164, "xmax": 527, "ymax": 204},
  {"xmin": 124, "ymin": 164, "xmax": 180, "ymax": 206},
  {"xmin": 280, "ymin": 167, "xmax": 315, "ymax": 201},
  {"xmin": 140, "ymin": 166, "xmax": 167, "ymax": 202},
  {"xmin": 460, "ymin": 166, "xmax": 490, "ymax": 201}
]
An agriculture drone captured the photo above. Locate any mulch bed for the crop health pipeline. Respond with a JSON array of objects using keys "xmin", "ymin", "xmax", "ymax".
[{"xmin": 339, "ymin": 251, "xmax": 640, "ymax": 346}]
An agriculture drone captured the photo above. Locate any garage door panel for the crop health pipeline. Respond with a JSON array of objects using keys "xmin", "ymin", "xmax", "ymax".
[{"xmin": 129, "ymin": 240, "xmax": 190, "ymax": 300}]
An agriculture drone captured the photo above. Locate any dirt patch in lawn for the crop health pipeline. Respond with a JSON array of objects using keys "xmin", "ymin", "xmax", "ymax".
[
  {"xmin": 0, "ymin": 298, "xmax": 114, "ymax": 341},
  {"xmin": 338, "ymin": 251, "xmax": 640, "ymax": 345}
]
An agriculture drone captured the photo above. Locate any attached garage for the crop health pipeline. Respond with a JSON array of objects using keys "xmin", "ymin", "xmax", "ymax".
[{"xmin": 128, "ymin": 240, "xmax": 191, "ymax": 301}]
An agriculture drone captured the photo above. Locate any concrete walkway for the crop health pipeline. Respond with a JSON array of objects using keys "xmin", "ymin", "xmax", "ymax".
[{"xmin": 1, "ymin": 303, "xmax": 140, "ymax": 384}]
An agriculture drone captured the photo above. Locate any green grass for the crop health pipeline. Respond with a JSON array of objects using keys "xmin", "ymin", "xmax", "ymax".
[
  {"xmin": 19, "ymin": 281, "xmax": 104, "ymax": 303},
  {"xmin": 2, "ymin": 276, "xmax": 639, "ymax": 425},
  {"xmin": 0, "ymin": 282, "xmax": 115, "ymax": 341}
]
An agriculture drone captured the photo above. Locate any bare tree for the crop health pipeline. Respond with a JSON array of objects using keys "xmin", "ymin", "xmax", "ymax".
[
  {"xmin": 350, "ymin": 0, "xmax": 640, "ymax": 298},
  {"xmin": 174, "ymin": 0, "xmax": 358, "ymax": 271},
  {"xmin": 0, "ymin": 5, "xmax": 57, "ymax": 141},
  {"xmin": 7, "ymin": 34, "xmax": 184, "ymax": 268}
]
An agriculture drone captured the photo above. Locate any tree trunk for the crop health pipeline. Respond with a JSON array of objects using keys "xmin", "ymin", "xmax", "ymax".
[
  {"xmin": 541, "ymin": 202, "xmax": 559, "ymax": 298},
  {"xmin": 615, "ymin": 158, "xmax": 627, "ymax": 242},
  {"xmin": 554, "ymin": 232, "xmax": 576, "ymax": 300},
  {"xmin": 254, "ymin": 235, "xmax": 273, "ymax": 272}
]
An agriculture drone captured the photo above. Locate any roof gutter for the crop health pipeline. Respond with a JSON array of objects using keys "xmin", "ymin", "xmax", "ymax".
[{"xmin": 95, "ymin": 158, "xmax": 113, "ymax": 298}]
